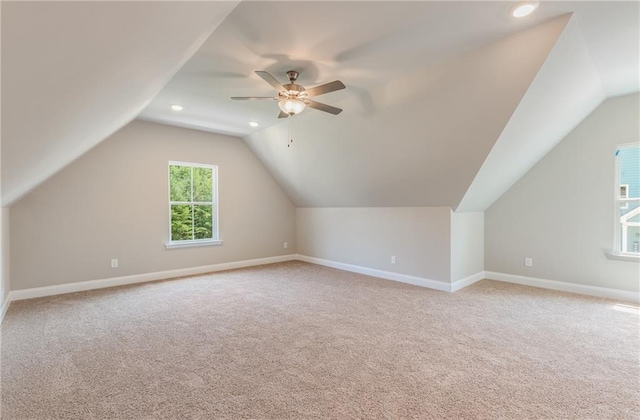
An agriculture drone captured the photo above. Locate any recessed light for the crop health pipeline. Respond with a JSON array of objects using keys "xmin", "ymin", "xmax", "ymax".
[
  {"xmin": 171, "ymin": 104, "xmax": 183, "ymax": 111},
  {"xmin": 249, "ymin": 121, "xmax": 260, "ymax": 127},
  {"xmin": 511, "ymin": 1, "xmax": 539, "ymax": 18}
]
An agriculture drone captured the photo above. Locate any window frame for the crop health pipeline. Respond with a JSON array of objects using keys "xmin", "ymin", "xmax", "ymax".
[
  {"xmin": 166, "ymin": 161, "xmax": 221, "ymax": 249},
  {"xmin": 613, "ymin": 144, "xmax": 639, "ymax": 257}
]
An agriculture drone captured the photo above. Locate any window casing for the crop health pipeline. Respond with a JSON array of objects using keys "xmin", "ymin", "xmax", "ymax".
[
  {"xmin": 168, "ymin": 161, "xmax": 218, "ymax": 245},
  {"xmin": 614, "ymin": 145, "xmax": 640, "ymax": 255}
]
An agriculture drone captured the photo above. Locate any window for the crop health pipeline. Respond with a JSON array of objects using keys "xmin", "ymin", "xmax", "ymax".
[
  {"xmin": 168, "ymin": 161, "xmax": 219, "ymax": 247},
  {"xmin": 615, "ymin": 145, "xmax": 640, "ymax": 255}
]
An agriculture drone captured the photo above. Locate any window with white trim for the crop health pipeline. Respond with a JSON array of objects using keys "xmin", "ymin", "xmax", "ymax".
[
  {"xmin": 615, "ymin": 145, "xmax": 639, "ymax": 255},
  {"xmin": 168, "ymin": 162, "xmax": 218, "ymax": 244}
]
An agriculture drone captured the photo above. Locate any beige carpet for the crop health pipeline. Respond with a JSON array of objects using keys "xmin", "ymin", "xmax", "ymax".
[{"xmin": 1, "ymin": 261, "xmax": 638, "ymax": 419}]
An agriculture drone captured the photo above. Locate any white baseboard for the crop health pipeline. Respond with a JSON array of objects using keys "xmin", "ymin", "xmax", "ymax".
[
  {"xmin": 9, "ymin": 254, "xmax": 297, "ymax": 302},
  {"xmin": 296, "ymin": 257, "xmax": 639, "ymax": 302},
  {"xmin": 296, "ymin": 254, "xmax": 452, "ymax": 292},
  {"xmin": 451, "ymin": 271, "xmax": 485, "ymax": 292},
  {"xmin": 4, "ymin": 255, "xmax": 636, "ymax": 327},
  {"xmin": 0, "ymin": 294, "xmax": 10, "ymax": 325},
  {"xmin": 484, "ymin": 271, "xmax": 639, "ymax": 303},
  {"xmin": 0, "ymin": 255, "xmax": 482, "ymax": 319}
]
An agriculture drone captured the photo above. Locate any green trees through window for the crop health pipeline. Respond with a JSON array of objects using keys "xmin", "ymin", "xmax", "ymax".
[{"xmin": 169, "ymin": 162, "xmax": 217, "ymax": 241}]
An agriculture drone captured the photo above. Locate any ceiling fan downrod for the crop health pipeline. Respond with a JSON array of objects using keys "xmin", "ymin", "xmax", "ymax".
[{"xmin": 286, "ymin": 70, "xmax": 299, "ymax": 83}]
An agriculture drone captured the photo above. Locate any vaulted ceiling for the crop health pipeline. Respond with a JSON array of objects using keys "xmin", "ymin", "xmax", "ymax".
[
  {"xmin": 1, "ymin": 1, "xmax": 239, "ymax": 206},
  {"xmin": 2, "ymin": 1, "xmax": 639, "ymax": 210}
]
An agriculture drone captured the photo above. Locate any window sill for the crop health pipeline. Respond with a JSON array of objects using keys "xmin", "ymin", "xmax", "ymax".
[
  {"xmin": 165, "ymin": 240, "xmax": 223, "ymax": 250},
  {"xmin": 605, "ymin": 252, "xmax": 640, "ymax": 262}
]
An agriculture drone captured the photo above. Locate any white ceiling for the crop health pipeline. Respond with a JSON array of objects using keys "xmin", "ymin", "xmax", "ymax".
[
  {"xmin": 1, "ymin": 1, "xmax": 239, "ymax": 206},
  {"xmin": 137, "ymin": 1, "xmax": 638, "ymax": 210},
  {"xmin": 458, "ymin": 14, "xmax": 606, "ymax": 212},
  {"xmin": 2, "ymin": 1, "xmax": 638, "ymax": 211},
  {"xmin": 140, "ymin": 1, "xmax": 639, "ymax": 137},
  {"xmin": 244, "ymin": 15, "xmax": 571, "ymax": 208}
]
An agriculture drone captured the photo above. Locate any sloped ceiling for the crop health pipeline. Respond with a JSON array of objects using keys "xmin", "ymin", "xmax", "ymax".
[
  {"xmin": 139, "ymin": 1, "xmax": 638, "ymax": 211},
  {"xmin": 1, "ymin": 1, "xmax": 239, "ymax": 206},
  {"xmin": 139, "ymin": 1, "xmax": 582, "ymax": 136},
  {"xmin": 457, "ymin": 16, "xmax": 606, "ymax": 212},
  {"xmin": 243, "ymin": 16, "xmax": 569, "ymax": 207},
  {"xmin": 3, "ymin": 1, "xmax": 638, "ymax": 211}
]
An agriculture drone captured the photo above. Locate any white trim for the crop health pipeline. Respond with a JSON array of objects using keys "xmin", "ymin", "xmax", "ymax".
[
  {"xmin": 485, "ymin": 271, "xmax": 639, "ymax": 303},
  {"xmin": 0, "ymin": 256, "xmax": 485, "ymax": 320},
  {"xmin": 451, "ymin": 271, "xmax": 485, "ymax": 292},
  {"xmin": 605, "ymin": 252, "xmax": 640, "ymax": 262},
  {"xmin": 296, "ymin": 254, "xmax": 452, "ymax": 292},
  {"xmin": 0, "ymin": 294, "xmax": 10, "ymax": 325},
  {"xmin": 614, "ymin": 143, "xmax": 640, "ymax": 253},
  {"xmin": 614, "ymin": 146, "xmax": 623, "ymax": 252},
  {"xmin": 620, "ymin": 205, "xmax": 640, "ymax": 253},
  {"xmin": 8, "ymin": 255, "xmax": 297, "ymax": 302},
  {"xmin": 165, "ymin": 239, "xmax": 223, "ymax": 249},
  {"xmin": 168, "ymin": 161, "xmax": 219, "ymax": 243},
  {"xmin": 5, "ymin": 253, "xmax": 636, "ymax": 328}
]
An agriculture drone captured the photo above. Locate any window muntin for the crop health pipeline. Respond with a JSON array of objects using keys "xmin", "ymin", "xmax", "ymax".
[
  {"xmin": 615, "ymin": 145, "xmax": 640, "ymax": 254},
  {"xmin": 169, "ymin": 162, "xmax": 218, "ymax": 243}
]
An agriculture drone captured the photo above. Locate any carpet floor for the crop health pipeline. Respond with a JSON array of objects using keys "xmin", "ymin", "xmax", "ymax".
[{"xmin": 1, "ymin": 261, "xmax": 638, "ymax": 419}]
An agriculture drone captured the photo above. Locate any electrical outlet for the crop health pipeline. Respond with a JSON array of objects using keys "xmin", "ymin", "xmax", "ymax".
[
  {"xmin": 111, "ymin": 259, "xmax": 118, "ymax": 268},
  {"xmin": 283, "ymin": 242, "xmax": 288, "ymax": 249},
  {"xmin": 524, "ymin": 257, "xmax": 533, "ymax": 267},
  {"xmin": 391, "ymin": 256, "xmax": 397, "ymax": 264}
]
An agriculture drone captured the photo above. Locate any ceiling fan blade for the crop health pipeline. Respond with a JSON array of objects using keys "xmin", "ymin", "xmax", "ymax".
[
  {"xmin": 304, "ymin": 80, "xmax": 345, "ymax": 98},
  {"xmin": 231, "ymin": 97, "xmax": 279, "ymax": 100},
  {"xmin": 255, "ymin": 71, "xmax": 287, "ymax": 94},
  {"xmin": 304, "ymin": 99, "xmax": 342, "ymax": 115},
  {"xmin": 278, "ymin": 111, "xmax": 289, "ymax": 119}
]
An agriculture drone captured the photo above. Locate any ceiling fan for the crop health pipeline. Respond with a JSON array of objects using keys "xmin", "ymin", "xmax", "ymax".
[{"xmin": 231, "ymin": 70, "xmax": 345, "ymax": 118}]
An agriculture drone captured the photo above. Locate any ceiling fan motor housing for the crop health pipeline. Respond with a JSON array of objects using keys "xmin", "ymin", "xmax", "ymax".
[
  {"xmin": 282, "ymin": 70, "xmax": 307, "ymax": 98},
  {"xmin": 281, "ymin": 83, "xmax": 306, "ymax": 98}
]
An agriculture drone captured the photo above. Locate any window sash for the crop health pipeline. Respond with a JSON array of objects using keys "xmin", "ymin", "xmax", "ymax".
[
  {"xmin": 614, "ymin": 144, "xmax": 640, "ymax": 255},
  {"xmin": 168, "ymin": 161, "xmax": 218, "ymax": 243},
  {"xmin": 170, "ymin": 201, "xmax": 215, "ymax": 205}
]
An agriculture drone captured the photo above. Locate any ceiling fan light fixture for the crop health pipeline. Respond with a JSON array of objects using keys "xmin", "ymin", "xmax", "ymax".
[
  {"xmin": 511, "ymin": 1, "xmax": 539, "ymax": 18},
  {"xmin": 278, "ymin": 99, "xmax": 306, "ymax": 116},
  {"xmin": 231, "ymin": 70, "xmax": 344, "ymax": 118}
]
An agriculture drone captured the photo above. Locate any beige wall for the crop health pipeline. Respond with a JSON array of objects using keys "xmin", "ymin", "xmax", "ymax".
[
  {"xmin": 485, "ymin": 93, "xmax": 640, "ymax": 292},
  {"xmin": 0, "ymin": 2, "xmax": 7, "ymax": 305},
  {"xmin": 1, "ymin": 208, "xmax": 9, "ymax": 303},
  {"xmin": 451, "ymin": 211, "xmax": 484, "ymax": 281},
  {"xmin": 10, "ymin": 120, "xmax": 296, "ymax": 290},
  {"xmin": 296, "ymin": 207, "xmax": 451, "ymax": 282}
]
